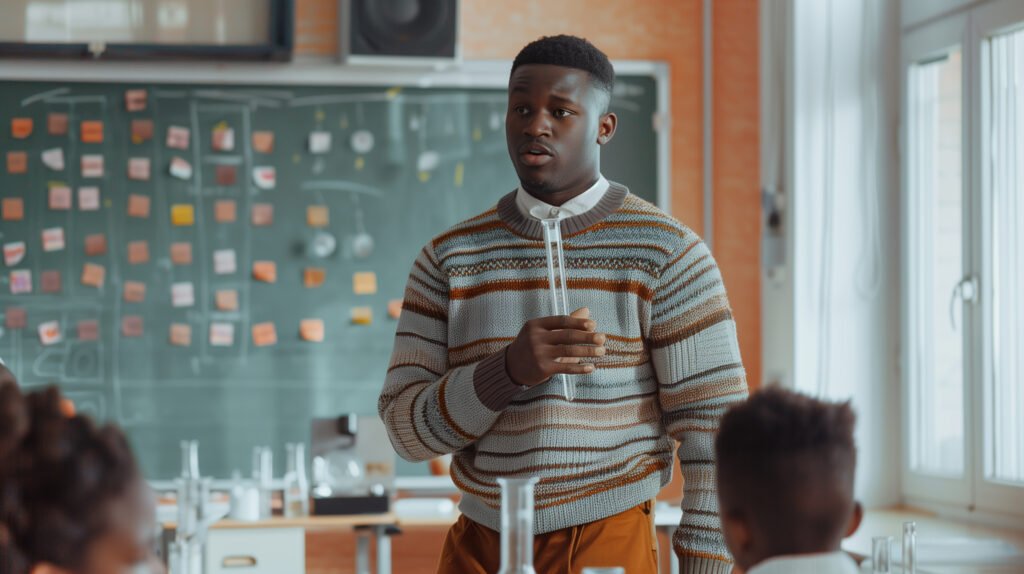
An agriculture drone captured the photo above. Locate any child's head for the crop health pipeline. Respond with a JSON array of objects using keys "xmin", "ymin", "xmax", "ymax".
[
  {"xmin": 0, "ymin": 366, "xmax": 160, "ymax": 574},
  {"xmin": 714, "ymin": 388, "xmax": 862, "ymax": 570}
]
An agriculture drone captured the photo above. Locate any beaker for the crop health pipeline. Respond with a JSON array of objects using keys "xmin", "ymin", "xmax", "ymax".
[
  {"xmin": 496, "ymin": 477, "xmax": 539, "ymax": 574},
  {"xmin": 902, "ymin": 521, "xmax": 917, "ymax": 574}
]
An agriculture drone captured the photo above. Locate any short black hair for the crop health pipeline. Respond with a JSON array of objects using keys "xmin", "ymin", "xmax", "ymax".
[
  {"xmin": 715, "ymin": 388, "xmax": 857, "ymax": 554},
  {"xmin": 511, "ymin": 35, "xmax": 615, "ymax": 97}
]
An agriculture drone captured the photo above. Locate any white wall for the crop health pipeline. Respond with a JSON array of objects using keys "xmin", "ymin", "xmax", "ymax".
[{"xmin": 902, "ymin": 0, "xmax": 983, "ymax": 30}]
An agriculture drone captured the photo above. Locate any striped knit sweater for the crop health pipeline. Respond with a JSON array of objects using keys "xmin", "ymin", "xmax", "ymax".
[{"xmin": 379, "ymin": 183, "xmax": 748, "ymax": 573}]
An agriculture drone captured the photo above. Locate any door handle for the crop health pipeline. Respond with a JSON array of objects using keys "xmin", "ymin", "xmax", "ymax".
[{"xmin": 949, "ymin": 276, "xmax": 978, "ymax": 330}]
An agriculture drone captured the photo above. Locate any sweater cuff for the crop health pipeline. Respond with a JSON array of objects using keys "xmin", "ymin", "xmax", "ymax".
[
  {"xmin": 679, "ymin": 557, "xmax": 733, "ymax": 574},
  {"xmin": 473, "ymin": 348, "xmax": 524, "ymax": 411}
]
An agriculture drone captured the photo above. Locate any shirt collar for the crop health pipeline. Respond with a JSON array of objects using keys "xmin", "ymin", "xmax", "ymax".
[
  {"xmin": 747, "ymin": 552, "xmax": 860, "ymax": 574},
  {"xmin": 514, "ymin": 175, "xmax": 610, "ymax": 221}
]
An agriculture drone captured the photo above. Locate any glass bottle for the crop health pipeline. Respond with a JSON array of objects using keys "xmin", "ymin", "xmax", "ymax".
[
  {"xmin": 284, "ymin": 443, "xmax": 310, "ymax": 517},
  {"xmin": 496, "ymin": 477, "xmax": 539, "ymax": 574}
]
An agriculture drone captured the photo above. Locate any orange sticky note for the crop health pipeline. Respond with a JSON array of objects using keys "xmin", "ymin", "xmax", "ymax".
[
  {"xmin": 84, "ymin": 234, "xmax": 107, "ymax": 256},
  {"xmin": 251, "ymin": 203, "xmax": 273, "ymax": 226},
  {"xmin": 171, "ymin": 204, "xmax": 195, "ymax": 226},
  {"xmin": 127, "ymin": 194, "xmax": 151, "ymax": 218},
  {"xmin": 307, "ymin": 205, "xmax": 329, "ymax": 228},
  {"xmin": 169, "ymin": 323, "xmax": 191, "ymax": 346},
  {"xmin": 7, "ymin": 151, "xmax": 27, "ymax": 174},
  {"xmin": 387, "ymin": 299, "xmax": 403, "ymax": 320},
  {"xmin": 252, "ymin": 261, "xmax": 277, "ymax": 283},
  {"xmin": 215, "ymin": 289, "xmax": 238, "ymax": 311},
  {"xmin": 2, "ymin": 198, "xmax": 24, "ymax": 221},
  {"xmin": 304, "ymin": 268, "xmax": 325, "ymax": 288},
  {"xmin": 131, "ymin": 119, "xmax": 154, "ymax": 144},
  {"xmin": 252, "ymin": 131, "xmax": 274, "ymax": 153},
  {"xmin": 252, "ymin": 322, "xmax": 277, "ymax": 347},
  {"xmin": 351, "ymin": 307, "xmax": 373, "ymax": 325},
  {"xmin": 121, "ymin": 315, "xmax": 143, "ymax": 338},
  {"xmin": 11, "ymin": 118, "xmax": 33, "ymax": 139},
  {"xmin": 123, "ymin": 280, "xmax": 146, "ymax": 302},
  {"xmin": 215, "ymin": 200, "xmax": 236, "ymax": 223},
  {"xmin": 127, "ymin": 240, "xmax": 149, "ymax": 264},
  {"xmin": 353, "ymin": 272, "xmax": 377, "ymax": 295},
  {"xmin": 48, "ymin": 113, "xmax": 68, "ymax": 135},
  {"xmin": 81, "ymin": 121, "xmax": 104, "ymax": 144},
  {"xmin": 124, "ymin": 89, "xmax": 147, "ymax": 112},
  {"xmin": 81, "ymin": 263, "xmax": 105, "ymax": 288},
  {"xmin": 300, "ymin": 319, "xmax": 324, "ymax": 342},
  {"xmin": 170, "ymin": 242, "xmax": 192, "ymax": 265}
]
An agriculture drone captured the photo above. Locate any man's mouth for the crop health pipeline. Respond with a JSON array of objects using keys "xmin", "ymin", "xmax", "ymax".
[{"xmin": 518, "ymin": 143, "xmax": 554, "ymax": 166}]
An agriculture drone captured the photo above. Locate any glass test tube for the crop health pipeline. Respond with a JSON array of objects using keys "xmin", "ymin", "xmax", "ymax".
[
  {"xmin": 497, "ymin": 477, "xmax": 539, "ymax": 574},
  {"xmin": 902, "ymin": 521, "xmax": 917, "ymax": 574},
  {"xmin": 872, "ymin": 535, "xmax": 894, "ymax": 573},
  {"xmin": 541, "ymin": 218, "xmax": 574, "ymax": 401}
]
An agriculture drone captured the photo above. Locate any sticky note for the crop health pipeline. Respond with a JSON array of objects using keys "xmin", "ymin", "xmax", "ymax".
[
  {"xmin": 123, "ymin": 280, "xmax": 146, "ymax": 302},
  {"xmin": 121, "ymin": 316, "xmax": 143, "ymax": 338},
  {"xmin": 166, "ymin": 126, "xmax": 190, "ymax": 150},
  {"xmin": 307, "ymin": 205, "xmax": 329, "ymax": 228},
  {"xmin": 42, "ymin": 228, "xmax": 65, "ymax": 252},
  {"xmin": 78, "ymin": 320, "xmax": 99, "ymax": 341},
  {"xmin": 251, "ymin": 203, "xmax": 273, "ymax": 226},
  {"xmin": 252, "ymin": 131, "xmax": 274, "ymax": 153},
  {"xmin": 309, "ymin": 131, "xmax": 331, "ymax": 153},
  {"xmin": 252, "ymin": 261, "xmax": 276, "ymax": 283},
  {"xmin": 127, "ymin": 240, "xmax": 149, "ymax": 264},
  {"xmin": 81, "ymin": 154, "xmax": 104, "ymax": 178},
  {"xmin": 81, "ymin": 263, "xmax": 105, "ymax": 288},
  {"xmin": 171, "ymin": 282, "xmax": 195, "ymax": 308},
  {"xmin": 77, "ymin": 187, "xmax": 101, "ymax": 211},
  {"xmin": 4, "ymin": 242, "xmax": 26, "ymax": 267},
  {"xmin": 215, "ymin": 165, "xmax": 237, "ymax": 186},
  {"xmin": 128, "ymin": 158, "xmax": 151, "ymax": 181},
  {"xmin": 2, "ymin": 198, "xmax": 25, "ymax": 221},
  {"xmin": 11, "ymin": 118, "xmax": 33, "ymax": 139},
  {"xmin": 215, "ymin": 289, "xmax": 238, "ymax": 311},
  {"xmin": 304, "ymin": 267, "xmax": 325, "ymax": 288},
  {"xmin": 9, "ymin": 270, "xmax": 32, "ymax": 294},
  {"xmin": 252, "ymin": 322, "xmax": 277, "ymax": 347},
  {"xmin": 169, "ymin": 157, "xmax": 192, "ymax": 180},
  {"xmin": 210, "ymin": 322, "xmax": 234, "ymax": 347},
  {"xmin": 213, "ymin": 249, "xmax": 236, "ymax": 275},
  {"xmin": 5, "ymin": 307, "xmax": 27, "ymax": 329},
  {"xmin": 214, "ymin": 200, "xmax": 236, "ymax": 223},
  {"xmin": 387, "ymin": 299, "xmax": 403, "ymax": 319},
  {"xmin": 81, "ymin": 121, "xmax": 104, "ymax": 143},
  {"xmin": 42, "ymin": 148, "xmax": 65, "ymax": 171},
  {"xmin": 7, "ymin": 151, "xmax": 27, "ymax": 174},
  {"xmin": 170, "ymin": 323, "xmax": 191, "ymax": 347},
  {"xmin": 49, "ymin": 185, "xmax": 72, "ymax": 210},
  {"xmin": 351, "ymin": 306, "xmax": 373, "ymax": 325},
  {"xmin": 84, "ymin": 234, "xmax": 107, "ymax": 256},
  {"xmin": 38, "ymin": 321, "xmax": 62, "ymax": 345},
  {"xmin": 170, "ymin": 242, "xmax": 192, "ymax": 265},
  {"xmin": 40, "ymin": 270, "xmax": 61, "ymax": 294},
  {"xmin": 48, "ymin": 113, "xmax": 68, "ymax": 135},
  {"xmin": 212, "ymin": 123, "xmax": 235, "ymax": 151},
  {"xmin": 124, "ymin": 89, "xmax": 147, "ymax": 112},
  {"xmin": 252, "ymin": 166, "xmax": 275, "ymax": 190},
  {"xmin": 131, "ymin": 119, "xmax": 154, "ymax": 144},
  {"xmin": 353, "ymin": 272, "xmax": 377, "ymax": 295},
  {"xmin": 171, "ymin": 204, "xmax": 195, "ymax": 226},
  {"xmin": 300, "ymin": 319, "xmax": 324, "ymax": 342},
  {"xmin": 127, "ymin": 194, "xmax": 151, "ymax": 218}
]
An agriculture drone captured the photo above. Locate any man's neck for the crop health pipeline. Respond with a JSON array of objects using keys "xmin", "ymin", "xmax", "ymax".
[{"xmin": 522, "ymin": 175, "xmax": 601, "ymax": 207}]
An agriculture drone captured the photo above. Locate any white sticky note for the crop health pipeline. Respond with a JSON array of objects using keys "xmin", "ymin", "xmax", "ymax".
[
  {"xmin": 41, "ymin": 228, "xmax": 65, "ymax": 252},
  {"xmin": 309, "ymin": 131, "xmax": 332, "ymax": 154},
  {"xmin": 81, "ymin": 154, "xmax": 104, "ymax": 178},
  {"xmin": 3, "ymin": 242, "xmax": 26, "ymax": 267},
  {"xmin": 350, "ymin": 130, "xmax": 374, "ymax": 154},
  {"xmin": 38, "ymin": 321, "xmax": 62, "ymax": 346},
  {"xmin": 171, "ymin": 282, "xmax": 195, "ymax": 308},
  {"xmin": 78, "ymin": 187, "xmax": 100, "ymax": 211},
  {"xmin": 167, "ymin": 126, "xmax": 190, "ymax": 150},
  {"xmin": 252, "ymin": 166, "xmax": 276, "ymax": 190},
  {"xmin": 169, "ymin": 157, "xmax": 192, "ymax": 180},
  {"xmin": 213, "ymin": 249, "xmax": 237, "ymax": 275},
  {"xmin": 210, "ymin": 322, "xmax": 235, "ymax": 347},
  {"xmin": 10, "ymin": 270, "xmax": 31, "ymax": 294},
  {"xmin": 42, "ymin": 148, "xmax": 65, "ymax": 171}
]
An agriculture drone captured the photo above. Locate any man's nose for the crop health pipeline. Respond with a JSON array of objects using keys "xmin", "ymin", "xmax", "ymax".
[{"xmin": 523, "ymin": 110, "xmax": 552, "ymax": 137}]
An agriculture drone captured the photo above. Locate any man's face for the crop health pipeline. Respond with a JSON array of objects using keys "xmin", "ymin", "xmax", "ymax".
[{"xmin": 505, "ymin": 64, "xmax": 612, "ymax": 198}]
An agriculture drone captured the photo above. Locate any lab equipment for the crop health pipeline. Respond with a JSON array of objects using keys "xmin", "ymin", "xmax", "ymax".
[
  {"xmin": 541, "ymin": 218, "xmax": 574, "ymax": 401},
  {"xmin": 496, "ymin": 477, "xmax": 539, "ymax": 574}
]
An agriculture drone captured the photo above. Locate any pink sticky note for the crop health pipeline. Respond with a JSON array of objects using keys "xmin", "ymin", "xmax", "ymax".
[
  {"xmin": 124, "ymin": 89, "xmax": 147, "ymax": 112},
  {"xmin": 5, "ymin": 307, "xmax": 27, "ymax": 329},
  {"xmin": 10, "ymin": 270, "xmax": 32, "ymax": 294},
  {"xmin": 121, "ymin": 315, "xmax": 143, "ymax": 338},
  {"xmin": 251, "ymin": 203, "xmax": 274, "ymax": 226},
  {"xmin": 49, "ymin": 186, "xmax": 72, "ymax": 210},
  {"xmin": 210, "ymin": 322, "xmax": 234, "ymax": 346},
  {"xmin": 170, "ymin": 323, "xmax": 192, "ymax": 347},
  {"xmin": 128, "ymin": 157, "xmax": 151, "ymax": 181},
  {"xmin": 78, "ymin": 320, "xmax": 99, "ymax": 341},
  {"xmin": 40, "ymin": 270, "xmax": 61, "ymax": 294},
  {"xmin": 81, "ymin": 155, "xmax": 104, "ymax": 178},
  {"xmin": 38, "ymin": 321, "xmax": 63, "ymax": 346},
  {"xmin": 41, "ymin": 228, "xmax": 65, "ymax": 252},
  {"xmin": 79, "ymin": 187, "xmax": 101, "ymax": 211},
  {"xmin": 167, "ymin": 126, "xmax": 190, "ymax": 150}
]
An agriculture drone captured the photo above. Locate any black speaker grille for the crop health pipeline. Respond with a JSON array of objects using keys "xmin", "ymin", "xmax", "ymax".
[{"xmin": 350, "ymin": 0, "xmax": 457, "ymax": 58}]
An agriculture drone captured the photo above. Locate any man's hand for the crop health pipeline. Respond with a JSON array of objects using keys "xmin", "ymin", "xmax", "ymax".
[{"xmin": 505, "ymin": 307, "xmax": 606, "ymax": 388}]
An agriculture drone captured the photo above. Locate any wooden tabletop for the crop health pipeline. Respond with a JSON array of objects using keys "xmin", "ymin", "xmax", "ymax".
[{"xmin": 163, "ymin": 512, "xmax": 398, "ymax": 530}]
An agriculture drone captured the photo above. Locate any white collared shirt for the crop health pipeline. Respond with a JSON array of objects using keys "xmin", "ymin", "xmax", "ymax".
[
  {"xmin": 747, "ymin": 552, "xmax": 861, "ymax": 574},
  {"xmin": 514, "ymin": 175, "xmax": 609, "ymax": 221}
]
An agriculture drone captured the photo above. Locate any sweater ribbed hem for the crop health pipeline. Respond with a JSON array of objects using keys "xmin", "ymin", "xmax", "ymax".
[
  {"xmin": 679, "ymin": 556, "xmax": 733, "ymax": 574},
  {"xmin": 496, "ymin": 181, "xmax": 629, "ymax": 238},
  {"xmin": 472, "ymin": 348, "xmax": 523, "ymax": 411}
]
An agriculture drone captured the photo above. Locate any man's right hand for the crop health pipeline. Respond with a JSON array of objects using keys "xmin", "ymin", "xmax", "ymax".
[{"xmin": 505, "ymin": 307, "xmax": 607, "ymax": 388}]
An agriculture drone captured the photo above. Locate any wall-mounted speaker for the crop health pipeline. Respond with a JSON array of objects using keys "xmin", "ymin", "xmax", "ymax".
[{"xmin": 339, "ymin": 0, "xmax": 460, "ymax": 65}]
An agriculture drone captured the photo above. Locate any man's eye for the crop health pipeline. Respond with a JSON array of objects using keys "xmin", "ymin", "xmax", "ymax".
[
  {"xmin": 514, "ymin": 106, "xmax": 529, "ymax": 115},
  {"xmin": 554, "ymin": 109, "xmax": 572, "ymax": 118}
]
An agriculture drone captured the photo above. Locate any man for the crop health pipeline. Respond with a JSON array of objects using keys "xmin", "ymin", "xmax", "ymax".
[
  {"xmin": 380, "ymin": 35, "xmax": 747, "ymax": 573},
  {"xmin": 715, "ymin": 388, "xmax": 864, "ymax": 574}
]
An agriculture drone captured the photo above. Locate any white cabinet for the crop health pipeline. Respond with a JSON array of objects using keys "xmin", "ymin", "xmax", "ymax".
[{"xmin": 205, "ymin": 528, "xmax": 304, "ymax": 574}]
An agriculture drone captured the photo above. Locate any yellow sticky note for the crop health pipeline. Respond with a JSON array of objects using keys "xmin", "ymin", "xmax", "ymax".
[
  {"xmin": 350, "ymin": 307, "xmax": 372, "ymax": 325},
  {"xmin": 353, "ymin": 272, "xmax": 377, "ymax": 295},
  {"xmin": 171, "ymin": 204, "xmax": 195, "ymax": 226}
]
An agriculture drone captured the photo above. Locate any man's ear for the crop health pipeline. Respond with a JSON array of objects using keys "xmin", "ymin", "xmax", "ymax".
[
  {"xmin": 845, "ymin": 500, "xmax": 864, "ymax": 538},
  {"xmin": 597, "ymin": 112, "xmax": 617, "ymax": 145},
  {"xmin": 31, "ymin": 563, "xmax": 74, "ymax": 574}
]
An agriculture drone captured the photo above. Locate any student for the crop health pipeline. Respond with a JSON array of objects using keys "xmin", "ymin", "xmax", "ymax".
[
  {"xmin": 0, "ymin": 364, "xmax": 163, "ymax": 574},
  {"xmin": 379, "ymin": 35, "xmax": 747, "ymax": 573},
  {"xmin": 714, "ymin": 388, "xmax": 864, "ymax": 574}
]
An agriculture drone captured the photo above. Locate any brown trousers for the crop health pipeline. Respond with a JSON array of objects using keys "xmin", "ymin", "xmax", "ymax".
[{"xmin": 436, "ymin": 500, "xmax": 659, "ymax": 574}]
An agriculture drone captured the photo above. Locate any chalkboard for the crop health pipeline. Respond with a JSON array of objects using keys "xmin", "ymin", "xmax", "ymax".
[{"xmin": 0, "ymin": 70, "xmax": 664, "ymax": 479}]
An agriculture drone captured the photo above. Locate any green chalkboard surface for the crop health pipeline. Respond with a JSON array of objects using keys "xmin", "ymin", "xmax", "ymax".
[{"xmin": 0, "ymin": 74, "xmax": 662, "ymax": 478}]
